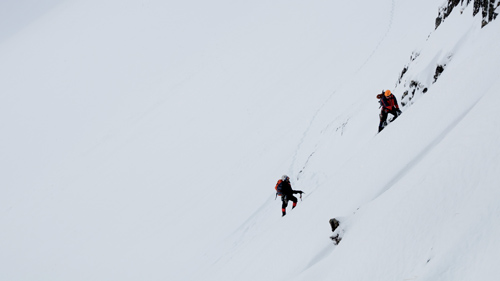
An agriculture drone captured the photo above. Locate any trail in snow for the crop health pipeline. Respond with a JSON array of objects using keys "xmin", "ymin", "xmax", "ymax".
[
  {"xmin": 289, "ymin": 0, "xmax": 396, "ymax": 179},
  {"xmin": 353, "ymin": 0, "xmax": 396, "ymax": 74},
  {"xmin": 289, "ymin": 91, "xmax": 337, "ymax": 180}
]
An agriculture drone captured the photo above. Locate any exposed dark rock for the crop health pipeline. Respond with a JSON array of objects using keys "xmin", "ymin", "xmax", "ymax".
[
  {"xmin": 436, "ymin": 0, "xmax": 465, "ymax": 29},
  {"xmin": 400, "ymin": 79, "xmax": 427, "ymax": 108},
  {"xmin": 433, "ymin": 65, "xmax": 445, "ymax": 83},
  {"xmin": 472, "ymin": 0, "xmax": 498, "ymax": 27},
  {"xmin": 473, "ymin": 0, "xmax": 482, "ymax": 16},
  {"xmin": 398, "ymin": 0, "xmax": 496, "ymax": 109},
  {"xmin": 436, "ymin": 0, "xmax": 498, "ymax": 29},
  {"xmin": 330, "ymin": 233, "xmax": 342, "ymax": 245},
  {"xmin": 329, "ymin": 218, "xmax": 342, "ymax": 245},
  {"xmin": 397, "ymin": 67, "xmax": 408, "ymax": 85},
  {"xmin": 410, "ymin": 52, "xmax": 420, "ymax": 61},
  {"xmin": 329, "ymin": 218, "xmax": 339, "ymax": 232},
  {"xmin": 401, "ymin": 90, "xmax": 409, "ymax": 106}
]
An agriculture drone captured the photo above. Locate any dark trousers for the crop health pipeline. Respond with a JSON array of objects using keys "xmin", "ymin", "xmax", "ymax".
[
  {"xmin": 379, "ymin": 108, "xmax": 400, "ymax": 132},
  {"xmin": 282, "ymin": 195, "xmax": 297, "ymax": 210}
]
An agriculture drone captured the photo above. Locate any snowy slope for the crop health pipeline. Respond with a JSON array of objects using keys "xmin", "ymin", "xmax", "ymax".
[
  {"xmin": 193, "ymin": 2, "xmax": 500, "ymax": 281},
  {"xmin": 1, "ymin": 0, "xmax": 499, "ymax": 280}
]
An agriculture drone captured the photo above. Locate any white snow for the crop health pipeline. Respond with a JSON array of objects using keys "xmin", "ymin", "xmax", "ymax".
[{"xmin": 1, "ymin": 0, "xmax": 499, "ymax": 280}]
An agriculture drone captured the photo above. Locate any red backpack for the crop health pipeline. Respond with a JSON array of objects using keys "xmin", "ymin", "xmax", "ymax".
[{"xmin": 275, "ymin": 180, "xmax": 284, "ymax": 196}]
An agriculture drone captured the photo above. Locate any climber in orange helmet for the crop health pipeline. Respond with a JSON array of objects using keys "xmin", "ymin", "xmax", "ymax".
[{"xmin": 377, "ymin": 90, "xmax": 402, "ymax": 132}]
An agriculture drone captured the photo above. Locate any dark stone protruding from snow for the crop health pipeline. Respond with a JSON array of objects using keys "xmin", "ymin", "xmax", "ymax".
[
  {"xmin": 434, "ymin": 65, "xmax": 445, "ymax": 83},
  {"xmin": 329, "ymin": 218, "xmax": 342, "ymax": 244},
  {"xmin": 329, "ymin": 218, "xmax": 339, "ymax": 232},
  {"xmin": 436, "ymin": 0, "xmax": 499, "ymax": 29}
]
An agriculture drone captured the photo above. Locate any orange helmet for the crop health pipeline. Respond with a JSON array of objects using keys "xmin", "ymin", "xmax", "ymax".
[{"xmin": 384, "ymin": 90, "xmax": 392, "ymax": 97}]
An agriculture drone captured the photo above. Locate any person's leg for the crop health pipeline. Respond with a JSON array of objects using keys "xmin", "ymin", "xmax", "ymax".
[
  {"xmin": 379, "ymin": 110, "xmax": 388, "ymax": 132},
  {"xmin": 290, "ymin": 195, "xmax": 298, "ymax": 209},
  {"xmin": 390, "ymin": 108, "xmax": 400, "ymax": 120},
  {"xmin": 281, "ymin": 197, "xmax": 288, "ymax": 216}
]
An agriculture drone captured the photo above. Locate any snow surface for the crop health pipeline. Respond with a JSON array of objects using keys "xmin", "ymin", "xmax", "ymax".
[{"xmin": 1, "ymin": 0, "xmax": 499, "ymax": 280}]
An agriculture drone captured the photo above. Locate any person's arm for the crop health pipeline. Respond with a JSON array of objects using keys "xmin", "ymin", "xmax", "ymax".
[
  {"xmin": 393, "ymin": 96, "xmax": 400, "ymax": 109},
  {"xmin": 393, "ymin": 97, "xmax": 402, "ymax": 114}
]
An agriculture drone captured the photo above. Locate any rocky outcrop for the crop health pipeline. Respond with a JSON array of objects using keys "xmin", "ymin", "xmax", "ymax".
[
  {"xmin": 474, "ymin": 0, "xmax": 500, "ymax": 27},
  {"xmin": 329, "ymin": 218, "xmax": 343, "ymax": 245},
  {"xmin": 396, "ymin": 0, "xmax": 497, "ymax": 108},
  {"xmin": 394, "ymin": 50, "xmax": 452, "ymax": 107},
  {"xmin": 435, "ymin": 0, "xmax": 467, "ymax": 29},
  {"xmin": 436, "ymin": 0, "xmax": 499, "ymax": 29}
]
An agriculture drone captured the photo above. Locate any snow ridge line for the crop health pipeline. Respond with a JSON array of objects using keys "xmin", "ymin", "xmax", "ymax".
[{"xmin": 372, "ymin": 96, "xmax": 483, "ymax": 201}]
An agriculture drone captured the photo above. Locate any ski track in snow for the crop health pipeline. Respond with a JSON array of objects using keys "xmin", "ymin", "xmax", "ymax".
[{"xmin": 290, "ymin": 0, "xmax": 395, "ymax": 178}]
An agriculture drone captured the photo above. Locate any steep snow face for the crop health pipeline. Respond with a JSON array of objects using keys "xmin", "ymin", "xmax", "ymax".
[
  {"xmin": 0, "ymin": 0, "xmax": 376, "ymax": 279},
  {"xmin": 193, "ymin": 2, "xmax": 500, "ymax": 280},
  {"xmin": 1, "ymin": 0, "xmax": 500, "ymax": 281}
]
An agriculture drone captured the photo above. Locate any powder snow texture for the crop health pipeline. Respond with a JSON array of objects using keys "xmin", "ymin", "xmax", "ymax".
[{"xmin": 1, "ymin": 0, "xmax": 499, "ymax": 280}]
